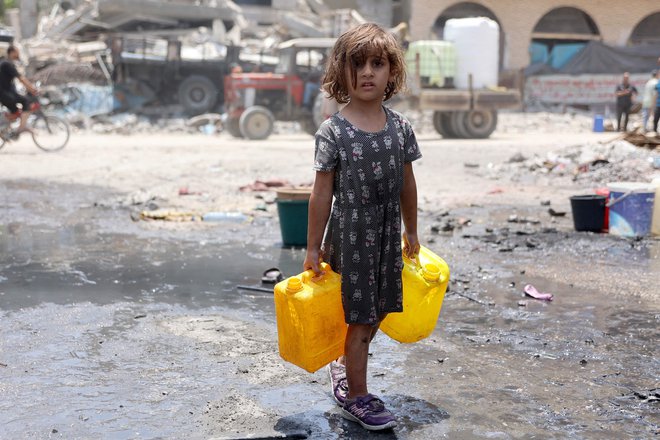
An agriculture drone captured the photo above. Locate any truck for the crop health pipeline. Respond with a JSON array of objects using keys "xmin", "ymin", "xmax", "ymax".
[
  {"xmin": 108, "ymin": 35, "xmax": 244, "ymax": 116},
  {"xmin": 223, "ymin": 36, "xmax": 520, "ymax": 140},
  {"xmin": 397, "ymin": 39, "xmax": 521, "ymax": 139}
]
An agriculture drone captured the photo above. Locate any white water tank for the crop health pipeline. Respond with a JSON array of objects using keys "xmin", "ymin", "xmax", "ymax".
[{"xmin": 444, "ymin": 17, "xmax": 499, "ymax": 89}]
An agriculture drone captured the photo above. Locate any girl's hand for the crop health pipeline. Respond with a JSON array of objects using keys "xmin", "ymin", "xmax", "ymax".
[
  {"xmin": 402, "ymin": 231, "xmax": 420, "ymax": 260},
  {"xmin": 303, "ymin": 248, "xmax": 324, "ymax": 276}
]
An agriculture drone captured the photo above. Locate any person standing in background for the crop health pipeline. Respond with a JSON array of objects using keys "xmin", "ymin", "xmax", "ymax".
[
  {"xmin": 653, "ymin": 76, "xmax": 660, "ymax": 133},
  {"xmin": 641, "ymin": 70, "xmax": 657, "ymax": 132},
  {"xmin": 614, "ymin": 72, "xmax": 637, "ymax": 132}
]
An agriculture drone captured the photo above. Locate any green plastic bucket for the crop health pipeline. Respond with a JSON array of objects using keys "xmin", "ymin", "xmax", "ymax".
[{"xmin": 276, "ymin": 188, "xmax": 312, "ymax": 247}]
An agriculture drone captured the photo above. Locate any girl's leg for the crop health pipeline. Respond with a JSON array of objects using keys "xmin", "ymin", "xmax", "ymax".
[
  {"xmin": 336, "ymin": 322, "xmax": 381, "ymax": 366},
  {"xmin": 344, "ymin": 323, "xmax": 374, "ymax": 398}
]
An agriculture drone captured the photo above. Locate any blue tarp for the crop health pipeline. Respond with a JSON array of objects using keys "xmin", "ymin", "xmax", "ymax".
[
  {"xmin": 529, "ymin": 42, "xmax": 549, "ymax": 65},
  {"xmin": 548, "ymin": 43, "xmax": 586, "ymax": 69},
  {"xmin": 66, "ymin": 84, "xmax": 115, "ymax": 116}
]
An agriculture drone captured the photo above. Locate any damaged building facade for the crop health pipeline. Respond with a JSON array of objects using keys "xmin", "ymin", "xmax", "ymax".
[{"xmin": 408, "ymin": 0, "xmax": 660, "ymax": 107}]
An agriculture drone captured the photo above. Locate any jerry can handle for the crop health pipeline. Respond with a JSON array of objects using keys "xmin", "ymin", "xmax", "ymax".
[
  {"xmin": 301, "ymin": 262, "xmax": 332, "ymax": 283},
  {"xmin": 402, "ymin": 253, "xmax": 420, "ymax": 269}
]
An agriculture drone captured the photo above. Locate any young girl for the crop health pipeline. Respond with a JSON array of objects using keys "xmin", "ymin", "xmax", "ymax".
[{"xmin": 303, "ymin": 23, "xmax": 421, "ymax": 431}]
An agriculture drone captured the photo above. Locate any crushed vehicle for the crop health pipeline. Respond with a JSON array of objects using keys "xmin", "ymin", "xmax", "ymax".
[{"xmin": 107, "ymin": 35, "xmax": 243, "ymax": 115}]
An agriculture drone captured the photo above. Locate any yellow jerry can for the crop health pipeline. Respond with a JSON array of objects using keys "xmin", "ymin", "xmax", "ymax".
[
  {"xmin": 273, "ymin": 262, "xmax": 346, "ymax": 373},
  {"xmin": 380, "ymin": 245, "xmax": 450, "ymax": 343}
]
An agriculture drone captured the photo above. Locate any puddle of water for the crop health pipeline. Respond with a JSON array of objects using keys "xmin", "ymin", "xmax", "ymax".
[{"xmin": 0, "ymin": 222, "xmax": 306, "ymax": 317}]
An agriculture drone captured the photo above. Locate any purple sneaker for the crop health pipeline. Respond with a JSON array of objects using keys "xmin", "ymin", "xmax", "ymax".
[
  {"xmin": 341, "ymin": 394, "xmax": 397, "ymax": 431},
  {"xmin": 327, "ymin": 360, "xmax": 348, "ymax": 405}
]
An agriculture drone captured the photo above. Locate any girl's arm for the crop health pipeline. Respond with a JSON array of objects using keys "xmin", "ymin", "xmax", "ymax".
[
  {"xmin": 303, "ymin": 170, "xmax": 335, "ymax": 275},
  {"xmin": 400, "ymin": 162, "xmax": 420, "ymax": 259}
]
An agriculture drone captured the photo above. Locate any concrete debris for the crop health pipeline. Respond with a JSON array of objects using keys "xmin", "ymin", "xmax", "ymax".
[
  {"xmin": 32, "ymin": 63, "xmax": 107, "ymax": 86},
  {"xmin": 39, "ymin": 0, "xmax": 243, "ymax": 42},
  {"xmin": 481, "ymin": 139, "xmax": 659, "ymax": 186}
]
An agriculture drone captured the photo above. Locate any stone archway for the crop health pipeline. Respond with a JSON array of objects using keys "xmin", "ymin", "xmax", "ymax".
[
  {"xmin": 431, "ymin": 2, "xmax": 504, "ymax": 70},
  {"xmin": 530, "ymin": 7, "xmax": 601, "ymax": 69},
  {"xmin": 628, "ymin": 12, "xmax": 660, "ymax": 46}
]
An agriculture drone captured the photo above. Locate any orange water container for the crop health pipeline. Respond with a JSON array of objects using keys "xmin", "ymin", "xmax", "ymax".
[
  {"xmin": 380, "ymin": 246, "xmax": 450, "ymax": 343},
  {"xmin": 273, "ymin": 262, "xmax": 346, "ymax": 373}
]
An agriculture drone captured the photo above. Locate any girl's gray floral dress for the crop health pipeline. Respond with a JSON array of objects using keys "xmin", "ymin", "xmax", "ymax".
[{"xmin": 313, "ymin": 106, "xmax": 422, "ymax": 325}]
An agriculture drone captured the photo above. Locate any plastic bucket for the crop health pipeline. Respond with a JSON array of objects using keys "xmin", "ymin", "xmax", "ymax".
[
  {"xmin": 593, "ymin": 114, "xmax": 604, "ymax": 132},
  {"xmin": 570, "ymin": 195, "xmax": 606, "ymax": 232},
  {"xmin": 606, "ymin": 182, "xmax": 655, "ymax": 237},
  {"xmin": 594, "ymin": 187, "xmax": 610, "ymax": 231},
  {"xmin": 276, "ymin": 187, "xmax": 312, "ymax": 247}
]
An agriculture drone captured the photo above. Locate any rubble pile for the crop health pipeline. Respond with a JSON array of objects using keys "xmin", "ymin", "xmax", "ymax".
[
  {"xmin": 482, "ymin": 139, "xmax": 659, "ymax": 186},
  {"xmin": 13, "ymin": 0, "xmax": 374, "ymax": 128},
  {"xmin": 32, "ymin": 63, "xmax": 107, "ymax": 86}
]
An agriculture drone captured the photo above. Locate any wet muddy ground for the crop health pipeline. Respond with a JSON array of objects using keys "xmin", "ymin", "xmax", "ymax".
[{"xmin": 1, "ymin": 127, "xmax": 659, "ymax": 439}]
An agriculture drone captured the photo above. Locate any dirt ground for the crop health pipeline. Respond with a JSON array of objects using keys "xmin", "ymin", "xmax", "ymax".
[{"xmin": 0, "ymin": 112, "xmax": 658, "ymax": 439}]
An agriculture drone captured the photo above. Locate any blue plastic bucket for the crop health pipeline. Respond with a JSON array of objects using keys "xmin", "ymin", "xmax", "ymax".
[
  {"xmin": 593, "ymin": 115, "xmax": 604, "ymax": 132},
  {"xmin": 276, "ymin": 188, "xmax": 312, "ymax": 247},
  {"xmin": 606, "ymin": 182, "xmax": 655, "ymax": 237}
]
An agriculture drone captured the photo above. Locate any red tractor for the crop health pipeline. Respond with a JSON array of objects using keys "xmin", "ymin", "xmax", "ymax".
[{"xmin": 223, "ymin": 38, "xmax": 335, "ymax": 140}]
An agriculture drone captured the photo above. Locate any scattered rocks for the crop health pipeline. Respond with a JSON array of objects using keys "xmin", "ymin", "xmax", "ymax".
[{"xmin": 481, "ymin": 139, "xmax": 658, "ymax": 185}]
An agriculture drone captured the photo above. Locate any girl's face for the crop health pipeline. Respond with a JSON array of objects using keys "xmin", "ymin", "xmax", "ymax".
[{"xmin": 345, "ymin": 51, "xmax": 393, "ymax": 103}]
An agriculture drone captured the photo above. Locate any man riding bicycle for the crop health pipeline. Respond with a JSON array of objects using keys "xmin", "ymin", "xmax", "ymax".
[{"xmin": 0, "ymin": 45, "xmax": 38, "ymax": 136}]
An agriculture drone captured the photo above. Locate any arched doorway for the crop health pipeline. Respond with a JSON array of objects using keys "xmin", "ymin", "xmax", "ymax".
[
  {"xmin": 629, "ymin": 12, "xmax": 660, "ymax": 46},
  {"xmin": 431, "ymin": 2, "xmax": 504, "ymax": 70},
  {"xmin": 530, "ymin": 7, "xmax": 601, "ymax": 69}
]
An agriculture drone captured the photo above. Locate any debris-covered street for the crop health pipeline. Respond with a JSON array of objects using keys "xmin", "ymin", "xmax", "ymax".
[
  {"xmin": 1, "ymin": 112, "xmax": 658, "ymax": 439},
  {"xmin": 1, "ymin": 0, "xmax": 659, "ymax": 438}
]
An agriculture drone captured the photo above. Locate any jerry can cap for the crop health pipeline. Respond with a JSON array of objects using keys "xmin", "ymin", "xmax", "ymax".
[
  {"xmin": 286, "ymin": 277, "xmax": 304, "ymax": 292},
  {"xmin": 422, "ymin": 263, "xmax": 440, "ymax": 282}
]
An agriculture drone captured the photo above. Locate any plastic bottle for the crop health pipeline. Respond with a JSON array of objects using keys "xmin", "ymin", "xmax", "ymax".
[
  {"xmin": 380, "ymin": 245, "xmax": 450, "ymax": 343},
  {"xmin": 273, "ymin": 262, "xmax": 346, "ymax": 373},
  {"xmin": 202, "ymin": 211, "xmax": 247, "ymax": 222}
]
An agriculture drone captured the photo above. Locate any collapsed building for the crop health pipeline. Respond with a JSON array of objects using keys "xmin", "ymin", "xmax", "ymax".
[
  {"xmin": 4, "ymin": 0, "xmax": 657, "ymax": 120},
  {"xmin": 2, "ymin": 0, "xmax": 379, "ymax": 117}
]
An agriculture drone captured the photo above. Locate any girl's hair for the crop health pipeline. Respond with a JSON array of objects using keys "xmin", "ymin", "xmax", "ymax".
[{"xmin": 322, "ymin": 23, "xmax": 406, "ymax": 104}]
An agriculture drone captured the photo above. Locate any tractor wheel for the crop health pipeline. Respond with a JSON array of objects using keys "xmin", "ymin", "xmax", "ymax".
[
  {"xmin": 432, "ymin": 111, "xmax": 447, "ymax": 137},
  {"xmin": 178, "ymin": 75, "xmax": 218, "ymax": 115},
  {"xmin": 462, "ymin": 109, "xmax": 498, "ymax": 139},
  {"xmin": 239, "ymin": 106, "xmax": 274, "ymax": 140},
  {"xmin": 226, "ymin": 116, "xmax": 242, "ymax": 138},
  {"xmin": 439, "ymin": 112, "xmax": 459, "ymax": 138},
  {"xmin": 449, "ymin": 111, "xmax": 470, "ymax": 139}
]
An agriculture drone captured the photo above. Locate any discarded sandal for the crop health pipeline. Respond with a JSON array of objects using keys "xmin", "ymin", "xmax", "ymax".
[
  {"xmin": 261, "ymin": 267, "xmax": 284, "ymax": 284},
  {"xmin": 523, "ymin": 284, "xmax": 553, "ymax": 301}
]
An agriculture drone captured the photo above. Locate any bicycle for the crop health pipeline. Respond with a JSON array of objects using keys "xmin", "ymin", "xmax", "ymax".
[{"xmin": 0, "ymin": 95, "xmax": 71, "ymax": 152}]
